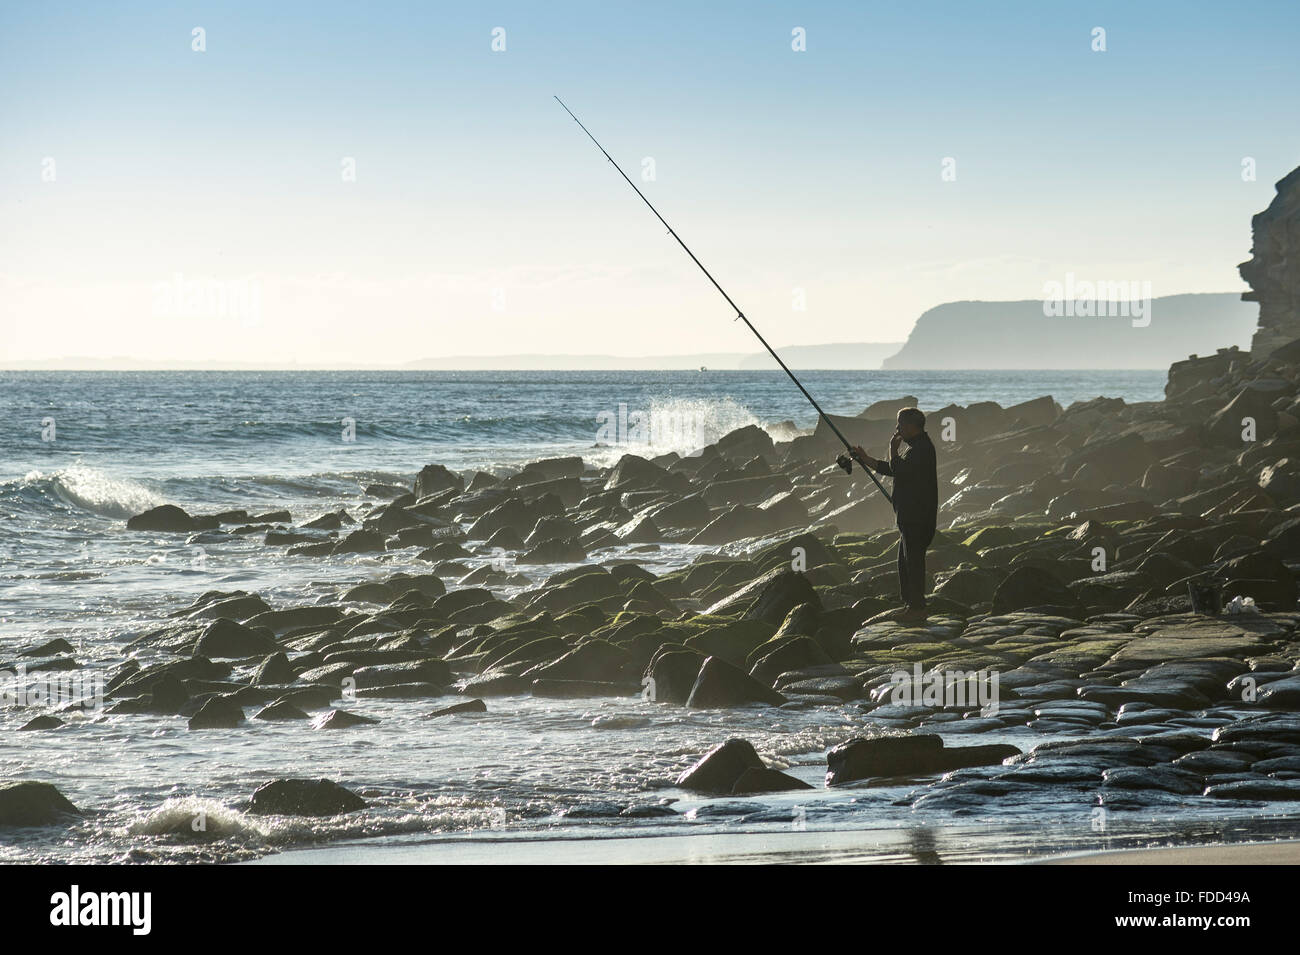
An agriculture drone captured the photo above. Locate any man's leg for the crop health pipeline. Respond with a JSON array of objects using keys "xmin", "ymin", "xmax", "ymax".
[
  {"xmin": 896, "ymin": 526, "xmax": 911, "ymax": 609},
  {"xmin": 899, "ymin": 523, "xmax": 936, "ymax": 610}
]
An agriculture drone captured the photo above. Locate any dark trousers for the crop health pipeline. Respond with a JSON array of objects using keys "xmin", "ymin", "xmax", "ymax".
[{"xmin": 897, "ymin": 522, "xmax": 936, "ymax": 609}]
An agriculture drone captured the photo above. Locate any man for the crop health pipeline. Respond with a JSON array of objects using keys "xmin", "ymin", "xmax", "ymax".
[{"xmin": 851, "ymin": 407, "xmax": 938, "ymax": 622}]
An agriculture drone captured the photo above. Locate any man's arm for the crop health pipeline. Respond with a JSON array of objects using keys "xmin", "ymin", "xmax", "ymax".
[{"xmin": 851, "ymin": 445, "xmax": 892, "ymax": 475}]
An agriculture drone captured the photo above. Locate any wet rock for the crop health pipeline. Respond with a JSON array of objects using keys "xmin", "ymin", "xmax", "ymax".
[
  {"xmin": 414, "ymin": 463, "xmax": 464, "ymax": 498},
  {"xmin": 352, "ymin": 659, "xmax": 451, "ymax": 688},
  {"xmin": 529, "ymin": 639, "xmax": 631, "ymax": 683},
  {"xmin": 1173, "ymin": 749, "xmax": 1257, "ymax": 774},
  {"xmin": 311, "ymin": 709, "xmax": 379, "ymax": 729},
  {"xmin": 248, "ymin": 778, "xmax": 367, "ymax": 816},
  {"xmin": 519, "ymin": 538, "xmax": 587, "ymax": 564},
  {"xmin": 187, "ymin": 695, "xmax": 245, "ymax": 730},
  {"xmin": 1204, "ymin": 778, "xmax": 1300, "ymax": 800},
  {"xmin": 531, "ymin": 678, "xmax": 640, "ymax": 698},
  {"xmin": 254, "ymin": 700, "xmax": 310, "ymax": 720},
  {"xmin": 1101, "ymin": 765, "xmax": 1204, "ymax": 795},
  {"xmin": 252, "ymin": 651, "xmax": 296, "ymax": 685},
  {"xmin": 676, "ymin": 738, "xmax": 765, "ymax": 793},
  {"xmin": 19, "ymin": 715, "xmax": 64, "ymax": 731},
  {"xmin": 686, "ymin": 656, "xmax": 787, "ymax": 708},
  {"xmin": 426, "ymin": 699, "xmax": 487, "ymax": 717},
  {"xmin": 195, "ymin": 618, "xmax": 280, "ymax": 658},
  {"xmin": 644, "ymin": 648, "xmax": 705, "ymax": 705},
  {"xmin": 127, "ymin": 504, "xmax": 199, "ymax": 532},
  {"xmin": 333, "ymin": 529, "xmax": 387, "ymax": 554},
  {"xmin": 749, "ymin": 636, "xmax": 835, "ymax": 686},
  {"xmin": 825, "ymin": 734, "xmax": 1019, "ymax": 786},
  {"xmin": 1258, "ymin": 677, "xmax": 1300, "ymax": 708},
  {"xmin": 0, "ymin": 781, "xmax": 80, "ymax": 826},
  {"xmin": 731, "ymin": 767, "xmax": 813, "ymax": 794}
]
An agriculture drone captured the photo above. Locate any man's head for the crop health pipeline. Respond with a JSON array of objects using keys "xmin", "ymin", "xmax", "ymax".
[{"xmin": 896, "ymin": 407, "xmax": 926, "ymax": 438}]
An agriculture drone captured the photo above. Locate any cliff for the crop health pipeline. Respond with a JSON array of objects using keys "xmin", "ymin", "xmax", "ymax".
[
  {"xmin": 880, "ymin": 293, "xmax": 1255, "ymax": 369},
  {"xmin": 1240, "ymin": 166, "xmax": 1300, "ymax": 356}
]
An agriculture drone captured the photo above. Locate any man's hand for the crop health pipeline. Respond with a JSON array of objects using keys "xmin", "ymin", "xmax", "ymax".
[
  {"xmin": 850, "ymin": 445, "xmax": 873, "ymax": 469},
  {"xmin": 889, "ymin": 431, "xmax": 903, "ymax": 456}
]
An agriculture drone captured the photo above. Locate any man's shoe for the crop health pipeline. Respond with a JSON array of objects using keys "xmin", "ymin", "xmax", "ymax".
[{"xmin": 898, "ymin": 607, "xmax": 930, "ymax": 623}]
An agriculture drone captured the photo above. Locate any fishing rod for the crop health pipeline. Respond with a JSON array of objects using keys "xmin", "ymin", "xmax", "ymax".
[{"xmin": 554, "ymin": 96, "xmax": 893, "ymax": 505}]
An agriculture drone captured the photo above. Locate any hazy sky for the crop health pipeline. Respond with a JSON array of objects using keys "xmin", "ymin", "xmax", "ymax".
[{"xmin": 2, "ymin": 0, "xmax": 1297, "ymax": 365}]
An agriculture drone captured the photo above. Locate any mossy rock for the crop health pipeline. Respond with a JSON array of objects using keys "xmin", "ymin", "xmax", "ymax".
[
  {"xmin": 961, "ymin": 525, "xmax": 1028, "ymax": 550},
  {"xmin": 684, "ymin": 619, "xmax": 777, "ymax": 668}
]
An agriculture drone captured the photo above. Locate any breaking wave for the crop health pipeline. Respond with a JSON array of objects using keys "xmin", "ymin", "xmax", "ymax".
[{"xmin": 5, "ymin": 466, "xmax": 163, "ymax": 519}]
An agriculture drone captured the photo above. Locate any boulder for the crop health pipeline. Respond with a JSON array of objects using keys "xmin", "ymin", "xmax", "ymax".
[
  {"xmin": 414, "ymin": 463, "xmax": 464, "ymax": 498},
  {"xmin": 0, "ymin": 781, "xmax": 80, "ymax": 826},
  {"xmin": 187, "ymin": 695, "xmax": 246, "ymax": 730},
  {"xmin": 644, "ymin": 648, "xmax": 705, "ymax": 704},
  {"xmin": 826, "ymin": 735, "xmax": 1019, "ymax": 786},
  {"xmin": 686, "ymin": 656, "xmax": 787, "ymax": 708},
  {"xmin": 248, "ymin": 778, "xmax": 367, "ymax": 816},
  {"xmin": 675, "ymin": 738, "xmax": 765, "ymax": 793},
  {"xmin": 126, "ymin": 504, "xmax": 197, "ymax": 533},
  {"xmin": 195, "ymin": 618, "xmax": 280, "ymax": 658},
  {"xmin": 311, "ymin": 709, "xmax": 380, "ymax": 729},
  {"xmin": 731, "ymin": 767, "xmax": 814, "ymax": 794}
]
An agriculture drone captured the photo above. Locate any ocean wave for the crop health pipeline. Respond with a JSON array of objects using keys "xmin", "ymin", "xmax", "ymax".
[
  {"xmin": 5, "ymin": 466, "xmax": 163, "ymax": 519},
  {"xmin": 584, "ymin": 396, "xmax": 764, "ymax": 466}
]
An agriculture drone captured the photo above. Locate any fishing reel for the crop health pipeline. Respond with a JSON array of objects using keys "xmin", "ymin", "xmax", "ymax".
[{"xmin": 836, "ymin": 453, "xmax": 854, "ymax": 475}]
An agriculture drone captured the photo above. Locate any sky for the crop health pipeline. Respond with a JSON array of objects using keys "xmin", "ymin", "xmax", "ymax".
[{"xmin": 1, "ymin": 0, "xmax": 1298, "ymax": 366}]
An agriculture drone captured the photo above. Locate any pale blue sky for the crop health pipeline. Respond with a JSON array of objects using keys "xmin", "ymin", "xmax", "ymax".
[{"xmin": 2, "ymin": 0, "xmax": 1297, "ymax": 364}]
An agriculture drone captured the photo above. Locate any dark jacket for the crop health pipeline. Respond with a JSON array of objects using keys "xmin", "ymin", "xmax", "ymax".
[{"xmin": 874, "ymin": 431, "xmax": 938, "ymax": 526}]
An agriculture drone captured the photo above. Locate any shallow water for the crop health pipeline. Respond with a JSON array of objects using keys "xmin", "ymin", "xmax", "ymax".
[{"xmin": 11, "ymin": 367, "xmax": 1289, "ymax": 864}]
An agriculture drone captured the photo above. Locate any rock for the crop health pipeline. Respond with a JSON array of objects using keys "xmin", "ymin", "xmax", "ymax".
[
  {"xmin": 704, "ymin": 567, "xmax": 821, "ymax": 625},
  {"xmin": 676, "ymin": 738, "xmax": 765, "ymax": 793},
  {"xmin": 426, "ymin": 699, "xmax": 487, "ymax": 717},
  {"xmin": 247, "ymin": 778, "xmax": 367, "ymax": 816},
  {"xmin": 311, "ymin": 709, "xmax": 380, "ymax": 729},
  {"xmin": 518, "ymin": 538, "xmax": 587, "ymax": 564},
  {"xmin": 686, "ymin": 656, "xmax": 788, "ymax": 708},
  {"xmin": 531, "ymin": 679, "xmax": 640, "ymax": 698},
  {"xmin": 1240, "ymin": 167, "xmax": 1300, "ymax": 356},
  {"xmin": 187, "ymin": 695, "xmax": 245, "ymax": 729},
  {"xmin": 254, "ymin": 700, "xmax": 310, "ymax": 720},
  {"xmin": 19, "ymin": 715, "xmax": 64, "ymax": 731},
  {"xmin": 744, "ymin": 571, "xmax": 822, "ymax": 627},
  {"xmin": 1204, "ymin": 778, "xmax": 1300, "ymax": 801},
  {"xmin": 332, "ymin": 529, "xmax": 386, "ymax": 554},
  {"xmin": 0, "ymin": 781, "xmax": 80, "ymax": 826},
  {"xmin": 731, "ymin": 767, "xmax": 814, "ymax": 794},
  {"xmin": 605, "ymin": 454, "xmax": 671, "ymax": 491},
  {"xmin": 1206, "ymin": 386, "xmax": 1278, "ymax": 446},
  {"xmin": 644, "ymin": 649, "xmax": 705, "ymax": 705},
  {"xmin": 414, "ymin": 463, "xmax": 464, "ymax": 498},
  {"xmin": 195, "ymin": 618, "xmax": 280, "ymax": 658},
  {"xmin": 1259, "ymin": 458, "xmax": 1300, "ymax": 505},
  {"xmin": 529, "ymin": 640, "xmax": 631, "ymax": 683},
  {"xmin": 1101, "ymin": 765, "xmax": 1204, "ymax": 795},
  {"xmin": 991, "ymin": 566, "xmax": 1076, "ymax": 613},
  {"xmin": 749, "ymin": 636, "xmax": 834, "ymax": 686},
  {"xmin": 825, "ymin": 734, "xmax": 1019, "ymax": 786},
  {"xmin": 252, "ymin": 651, "xmax": 296, "ymax": 685},
  {"xmin": 126, "ymin": 504, "xmax": 197, "ymax": 532}
]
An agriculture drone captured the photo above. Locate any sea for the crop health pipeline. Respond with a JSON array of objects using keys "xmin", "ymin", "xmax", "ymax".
[{"xmin": 7, "ymin": 368, "xmax": 1288, "ymax": 864}]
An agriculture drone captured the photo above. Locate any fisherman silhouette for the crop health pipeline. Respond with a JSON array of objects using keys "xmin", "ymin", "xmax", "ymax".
[{"xmin": 851, "ymin": 407, "xmax": 939, "ymax": 622}]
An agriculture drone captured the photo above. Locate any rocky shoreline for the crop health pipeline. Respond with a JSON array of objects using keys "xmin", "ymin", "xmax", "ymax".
[
  {"xmin": 6, "ymin": 173, "xmax": 1300, "ymax": 852},
  {"xmin": 6, "ymin": 327, "xmax": 1300, "ymax": 833}
]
